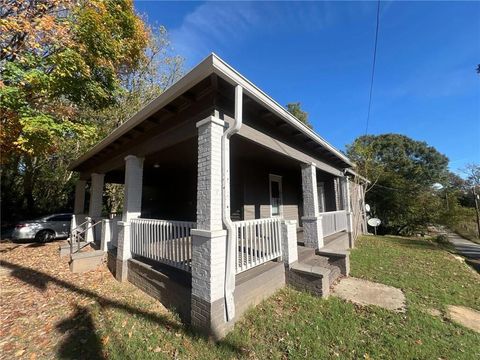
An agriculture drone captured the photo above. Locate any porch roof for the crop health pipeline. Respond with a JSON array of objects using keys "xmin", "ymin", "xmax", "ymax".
[{"xmin": 69, "ymin": 53, "xmax": 354, "ymax": 172}]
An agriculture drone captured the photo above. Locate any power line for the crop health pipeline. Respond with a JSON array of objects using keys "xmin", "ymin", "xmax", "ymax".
[{"xmin": 365, "ymin": 0, "xmax": 381, "ymax": 135}]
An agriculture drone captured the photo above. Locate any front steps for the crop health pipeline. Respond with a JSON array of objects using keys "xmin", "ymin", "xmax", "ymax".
[
  {"xmin": 60, "ymin": 239, "xmax": 105, "ymax": 273},
  {"xmin": 69, "ymin": 250, "xmax": 105, "ymax": 273},
  {"xmin": 288, "ymin": 245, "xmax": 349, "ymax": 298}
]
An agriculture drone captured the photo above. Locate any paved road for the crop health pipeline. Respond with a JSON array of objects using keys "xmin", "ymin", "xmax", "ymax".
[{"xmin": 447, "ymin": 232, "xmax": 480, "ymax": 271}]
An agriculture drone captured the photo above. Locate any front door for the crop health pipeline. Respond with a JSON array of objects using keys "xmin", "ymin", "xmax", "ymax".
[
  {"xmin": 318, "ymin": 182, "xmax": 326, "ymax": 213},
  {"xmin": 269, "ymin": 174, "xmax": 283, "ymax": 217}
]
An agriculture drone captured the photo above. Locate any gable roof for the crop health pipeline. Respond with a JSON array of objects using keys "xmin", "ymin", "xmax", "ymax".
[{"xmin": 70, "ymin": 53, "xmax": 353, "ymax": 171}]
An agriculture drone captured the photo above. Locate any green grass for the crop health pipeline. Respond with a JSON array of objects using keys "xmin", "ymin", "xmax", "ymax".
[{"xmin": 91, "ymin": 236, "xmax": 480, "ymax": 359}]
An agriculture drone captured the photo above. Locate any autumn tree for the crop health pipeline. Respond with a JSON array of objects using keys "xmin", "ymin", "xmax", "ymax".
[
  {"xmin": 286, "ymin": 102, "xmax": 313, "ymax": 129},
  {"xmin": 0, "ymin": 0, "xmax": 183, "ymax": 222}
]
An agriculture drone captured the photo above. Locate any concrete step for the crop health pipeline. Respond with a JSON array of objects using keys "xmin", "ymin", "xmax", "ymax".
[
  {"xmin": 297, "ymin": 246, "xmax": 316, "ymax": 262},
  {"xmin": 302, "ymin": 256, "xmax": 342, "ymax": 286},
  {"xmin": 59, "ymin": 242, "xmax": 89, "ymax": 257},
  {"xmin": 69, "ymin": 250, "xmax": 104, "ymax": 273}
]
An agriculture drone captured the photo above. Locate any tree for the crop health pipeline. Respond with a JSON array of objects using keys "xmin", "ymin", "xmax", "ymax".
[
  {"xmin": 0, "ymin": 1, "xmax": 183, "ymax": 223},
  {"xmin": 346, "ymin": 134, "xmax": 449, "ymax": 235},
  {"xmin": 285, "ymin": 102, "xmax": 313, "ymax": 129}
]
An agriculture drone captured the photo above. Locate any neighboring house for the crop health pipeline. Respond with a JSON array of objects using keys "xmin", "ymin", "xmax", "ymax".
[{"xmin": 68, "ymin": 53, "xmax": 367, "ymax": 339}]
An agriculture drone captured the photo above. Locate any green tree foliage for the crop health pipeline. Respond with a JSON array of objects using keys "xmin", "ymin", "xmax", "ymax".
[
  {"xmin": 286, "ymin": 102, "xmax": 313, "ymax": 129},
  {"xmin": 346, "ymin": 134, "xmax": 449, "ymax": 235},
  {"xmin": 0, "ymin": 1, "xmax": 183, "ymax": 223}
]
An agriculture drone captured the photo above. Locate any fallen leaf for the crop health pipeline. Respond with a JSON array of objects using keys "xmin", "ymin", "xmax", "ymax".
[{"xmin": 15, "ymin": 349, "xmax": 25, "ymax": 357}]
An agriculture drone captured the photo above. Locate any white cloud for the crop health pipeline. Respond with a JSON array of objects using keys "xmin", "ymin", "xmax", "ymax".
[
  {"xmin": 169, "ymin": 1, "xmax": 342, "ymax": 67},
  {"xmin": 169, "ymin": 2, "xmax": 261, "ymax": 66}
]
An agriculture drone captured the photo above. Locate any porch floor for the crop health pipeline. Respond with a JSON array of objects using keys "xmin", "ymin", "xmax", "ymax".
[
  {"xmin": 297, "ymin": 229, "xmax": 350, "ymax": 251},
  {"xmin": 323, "ymin": 231, "xmax": 350, "ymax": 251}
]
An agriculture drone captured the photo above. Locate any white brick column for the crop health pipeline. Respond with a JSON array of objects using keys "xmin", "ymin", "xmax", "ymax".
[
  {"xmin": 74, "ymin": 180, "xmax": 87, "ymax": 215},
  {"xmin": 334, "ymin": 177, "xmax": 342, "ymax": 210},
  {"xmin": 89, "ymin": 173, "xmax": 105, "ymax": 219},
  {"xmin": 281, "ymin": 220, "xmax": 298, "ymax": 266},
  {"xmin": 100, "ymin": 219, "xmax": 112, "ymax": 251},
  {"xmin": 191, "ymin": 116, "xmax": 229, "ymax": 339},
  {"xmin": 116, "ymin": 155, "xmax": 144, "ymax": 282},
  {"xmin": 88, "ymin": 173, "xmax": 104, "ymax": 242},
  {"xmin": 301, "ymin": 163, "xmax": 324, "ymax": 249}
]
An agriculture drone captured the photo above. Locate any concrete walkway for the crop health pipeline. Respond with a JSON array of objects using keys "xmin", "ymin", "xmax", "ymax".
[
  {"xmin": 447, "ymin": 232, "xmax": 480, "ymax": 271},
  {"xmin": 333, "ymin": 277, "xmax": 406, "ymax": 313}
]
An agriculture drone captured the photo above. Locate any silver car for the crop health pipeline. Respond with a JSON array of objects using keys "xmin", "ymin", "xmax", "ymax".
[{"xmin": 12, "ymin": 213, "xmax": 72, "ymax": 242}]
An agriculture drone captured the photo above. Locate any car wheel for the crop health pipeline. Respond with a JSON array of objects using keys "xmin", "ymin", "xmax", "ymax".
[{"xmin": 35, "ymin": 230, "xmax": 55, "ymax": 243}]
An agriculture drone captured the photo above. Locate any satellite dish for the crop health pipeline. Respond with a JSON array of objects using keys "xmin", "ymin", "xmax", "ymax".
[
  {"xmin": 367, "ymin": 218, "xmax": 382, "ymax": 235},
  {"xmin": 365, "ymin": 204, "xmax": 371, "ymax": 212}
]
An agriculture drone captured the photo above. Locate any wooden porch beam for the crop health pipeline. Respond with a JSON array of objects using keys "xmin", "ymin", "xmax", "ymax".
[{"xmin": 236, "ymin": 123, "xmax": 343, "ymax": 177}]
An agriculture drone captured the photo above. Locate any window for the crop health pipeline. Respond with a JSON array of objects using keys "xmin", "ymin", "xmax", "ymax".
[
  {"xmin": 269, "ymin": 174, "xmax": 283, "ymax": 217},
  {"xmin": 48, "ymin": 215, "xmax": 72, "ymax": 222}
]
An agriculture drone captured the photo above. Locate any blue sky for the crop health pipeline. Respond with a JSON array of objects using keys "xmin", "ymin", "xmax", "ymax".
[{"xmin": 135, "ymin": 1, "xmax": 480, "ymax": 174}]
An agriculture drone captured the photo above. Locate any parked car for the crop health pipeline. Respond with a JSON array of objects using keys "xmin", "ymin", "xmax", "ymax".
[{"xmin": 12, "ymin": 213, "xmax": 73, "ymax": 242}]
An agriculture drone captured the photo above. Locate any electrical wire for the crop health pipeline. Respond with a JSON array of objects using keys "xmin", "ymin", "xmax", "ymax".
[{"xmin": 365, "ymin": 0, "xmax": 381, "ymax": 135}]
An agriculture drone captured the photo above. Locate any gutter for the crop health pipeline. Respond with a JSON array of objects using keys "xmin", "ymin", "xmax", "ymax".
[{"xmin": 222, "ymin": 85, "xmax": 243, "ymax": 321}]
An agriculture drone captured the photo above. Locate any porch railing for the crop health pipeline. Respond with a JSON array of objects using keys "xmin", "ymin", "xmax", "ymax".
[
  {"xmin": 320, "ymin": 210, "xmax": 347, "ymax": 237},
  {"xmin": 233, "ymin": 218, "xmax": 282, "ymax": 274},
  {"xmin": 130, "ymin": 218, "xmax": 195, "ymax": 272}
]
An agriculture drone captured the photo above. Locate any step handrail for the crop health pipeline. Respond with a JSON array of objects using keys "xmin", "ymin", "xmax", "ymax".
[{"xmin": 70, "ymin": 217, "xmax": 102, "ymax": 254}]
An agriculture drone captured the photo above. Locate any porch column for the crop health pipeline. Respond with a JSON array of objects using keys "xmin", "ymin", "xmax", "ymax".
[
  {"xmin": 86, "ymin": 173, "xmax": 104, "ymax": 242},
  {"xmin": 89, "ymin": 173, "xmax": 105, "ymax": 218},
  {"xmin": 190, "ymin": 116, "xmax": 229, "ymax": 339},
  {"xmin": 116, "ymin": 155, "xmax": 144, "ymax": 282},
  {"xmin": 74, "ymin": 180, "xmax": 87, "ymax": 215},
  {"xmin": 345, "ymin": 177, "xmax": 354, "ymax": 248},
  {"xmin": 334, "ymin": 177, "xmax": 342, "ymax": 210},
  {"xmin": 281, "ymin": 220, "xmax": 298, "ymax": 266},
  {"xmin": 301, "ymin": 163, "xmax": 324, "ymax": 249}
]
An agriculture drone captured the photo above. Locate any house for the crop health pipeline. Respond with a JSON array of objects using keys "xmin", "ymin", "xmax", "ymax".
[{"xmin": 67, "ymin": 53, "xmax": 367, "ymax": 339}]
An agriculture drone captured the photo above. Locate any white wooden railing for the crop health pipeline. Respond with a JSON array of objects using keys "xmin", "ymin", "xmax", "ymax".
[
  {"xmin": 130, "ymin": 218, "xmax": 195, "ymax": 272},
  {"xmin": 233, "ymin": 218, "xmax": 283, "ymax": 274},
  {"xmin": 320, "ymin": 210, "xmax": 347, "ymax": 237}
]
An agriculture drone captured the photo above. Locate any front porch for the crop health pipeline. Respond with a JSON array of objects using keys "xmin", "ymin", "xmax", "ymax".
[
  {"xmin": 69, "ymin": 125, "xmax": 353, "ymax": 337},
  {"xmin": 68, "ymin": 56, "xmax": 356, "ymax": 338}
]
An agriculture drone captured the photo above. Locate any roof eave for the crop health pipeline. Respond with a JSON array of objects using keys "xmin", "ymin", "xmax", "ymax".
[
  {"xmin": 70, "ymin": 53, "xmax": 354, "ymax": 172},
  {"xmin": 68, "ymin": 54, "xmax": 216, "ymax": 171},
  {"xmin": 210, "ymin": 53, "xmax": 354, "ymax": 167}
]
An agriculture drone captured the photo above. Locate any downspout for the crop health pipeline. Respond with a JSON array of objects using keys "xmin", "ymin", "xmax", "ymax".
[{"xmin": 222, "ymin": 85, "xmax": 243, "ymax": 321}]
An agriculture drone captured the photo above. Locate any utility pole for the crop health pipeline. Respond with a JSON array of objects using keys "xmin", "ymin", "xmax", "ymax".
[{"xmin": 473, "ymin": 186, "xmax": 480, "ymax": 239}]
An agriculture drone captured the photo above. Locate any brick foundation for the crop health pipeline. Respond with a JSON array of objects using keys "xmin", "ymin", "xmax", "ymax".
[{"xmin": 127, "ymin": 258, "xmax": 192, "ymax": 323}]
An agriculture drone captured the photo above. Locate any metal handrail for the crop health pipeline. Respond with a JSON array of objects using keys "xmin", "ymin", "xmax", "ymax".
[{"xmin": 70, "ymin": 218, "xmax": 102, "ymax": 254}]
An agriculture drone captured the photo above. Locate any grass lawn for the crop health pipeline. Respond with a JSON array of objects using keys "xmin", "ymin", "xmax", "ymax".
[{"xmin": 1, "ymin": 235, "xmax": 479, "ymax": 359}]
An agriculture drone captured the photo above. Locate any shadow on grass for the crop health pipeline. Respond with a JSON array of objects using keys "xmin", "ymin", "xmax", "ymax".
[
  {"xmin": 56, "ymin": 305, "xmax": 105, "ymax": 360},
  {"xmin": 0, "ymin": 260, "xmax": 243, "ymax": 358}
]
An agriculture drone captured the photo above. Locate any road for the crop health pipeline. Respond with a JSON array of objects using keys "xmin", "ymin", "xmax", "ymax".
[{"xmin": 447, "ymin": 232, "xmax": 480, "ymax": 271}]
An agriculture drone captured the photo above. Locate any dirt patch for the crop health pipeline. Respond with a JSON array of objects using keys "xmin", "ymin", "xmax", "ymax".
[
  {"xmin": 446, "ymin": 305, "xmax": 480, "ymax": 333},
  {"xmin": 332, "ymin": 277, "xmax": 406, "ymax": 312}
]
